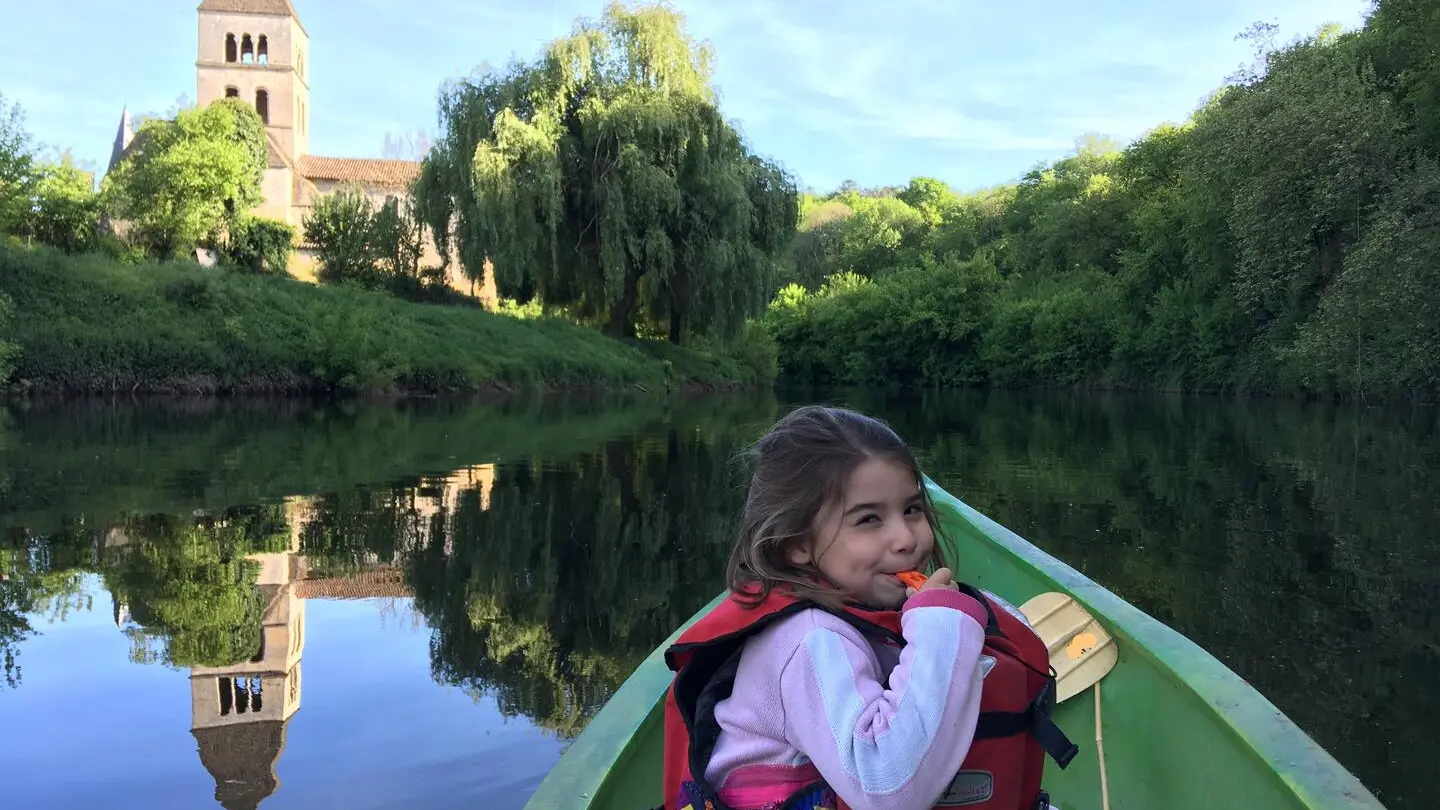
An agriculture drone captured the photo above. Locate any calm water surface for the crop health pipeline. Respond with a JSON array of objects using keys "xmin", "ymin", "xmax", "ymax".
[{"xmin": 0, "ymin": 390, "xmax": 1433, "ymax": 810}]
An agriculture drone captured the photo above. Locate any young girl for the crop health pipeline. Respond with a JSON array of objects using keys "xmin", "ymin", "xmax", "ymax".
[{"xmin": 661, "ymin": 405, "xmax": 1073, "ymax": 810}]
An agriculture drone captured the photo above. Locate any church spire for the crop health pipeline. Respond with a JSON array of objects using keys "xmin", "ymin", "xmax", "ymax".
[{"xmin": 107, "ymin": 106, "xmax": 133, "ymax": 173}]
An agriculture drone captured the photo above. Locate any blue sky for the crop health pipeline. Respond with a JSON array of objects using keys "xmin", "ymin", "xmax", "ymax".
[{"xmin": 3, "ymin": 0, "xmax": 1371, "ymax": 193}]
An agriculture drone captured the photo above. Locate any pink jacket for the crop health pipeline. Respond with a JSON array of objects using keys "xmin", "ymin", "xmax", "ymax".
[{"xmin": 702, "ymin": 589, "xmax": 992, "ymax": 810}]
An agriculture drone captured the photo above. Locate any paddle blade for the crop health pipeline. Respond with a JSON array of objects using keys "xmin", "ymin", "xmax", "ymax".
[{"xmin": 1019, "ymin": 592, "xmax": 1118, "ymax": 703}]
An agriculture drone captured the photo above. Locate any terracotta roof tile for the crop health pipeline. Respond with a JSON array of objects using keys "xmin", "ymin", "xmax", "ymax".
[
  {"xmin": 295, "ymin": 570, "xmax": 411, "ymax": 600},
  {"xmin": 197, "ymin": 0, "xmax": 299, "ymax": 18},
  {"xmin": 298, "ymin": 155, "xmax": 422, "ymax": 189}
]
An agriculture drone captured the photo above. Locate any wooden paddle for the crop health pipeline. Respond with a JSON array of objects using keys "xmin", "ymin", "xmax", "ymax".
[{"xmin": 1019, "ymin": 592, "xmax": 1119, "ymax": 810}]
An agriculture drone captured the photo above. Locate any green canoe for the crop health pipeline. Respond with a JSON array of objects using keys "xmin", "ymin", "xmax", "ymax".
[{"xmin": 524, "ymin": 480, "xmax": 1386, "ymax": 810}]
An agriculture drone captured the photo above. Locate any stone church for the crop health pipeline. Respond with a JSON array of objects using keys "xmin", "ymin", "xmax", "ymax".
[{"xmin": 108, "ymin": 0, "xmax": 493, "ymax": 303}]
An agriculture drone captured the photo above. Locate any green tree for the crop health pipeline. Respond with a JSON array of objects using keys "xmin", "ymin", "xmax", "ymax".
[
  {"xmin": 785, "ymin": 196, "xmax": 852, "ymax": 290},
  {"xmin": 1190, "ymin": 27, "xmax": 1402, "ymax": 346},
  {"xmin": 1286, "ymin": 156, "xmax": 1440, "ymax": 393},
  {"xmin": 833, "ymin": 196, "xmax": 926, "ymax": 277},
  {"xmin": 102, "ymin": 98, "xmax": 267, "ymax": 259},
  {"xmin": 896, "ymin": 176, "xmax": 960, "ymax": 228},
  {"xmin": 0, "ymin": 293, "xmax": 16, "ymax": 387},
  {"xmin": 303, "ymin": 183, "xmax": 377, "ymax": 284},
  {"xmin": 405, "ymin": 409, "xmax": 769, "ymax": 736},
  {"xmin": 764, "ymin": 6, "xmax": 1440, "ymax": 400},
  {"xmin": 26, "ymin": 161, "xmax": 101, "ymax": 253},
  {"xmin": 1363, "ymin": 0, "xmax": 1440, "ymax": 156},
  {"xmin": 782, "ymin": 190, "xmax": 930, "ymax": 289},
  {"xmin": 0, "ymin": 545, "xmax": 89, "ymax": 689},
  {"xmin": 100, "ymin": 506, "xmax": 291, "ymax": 669},
  {"xmin": 417, "ymin": 1, "xmax": 798, "ymax": 344},
  {"xmin": 371, "ymin": 194, "xmax": 425, "ymax": 279},
  {"xmin": 0, "ymin": 92, "xmax": 36, "ymax": 237}
]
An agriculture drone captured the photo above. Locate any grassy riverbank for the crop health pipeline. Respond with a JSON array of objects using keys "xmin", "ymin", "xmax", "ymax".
[{"xmin": 0, "ymin": 245, "xmax": 766, "ymax": 395}]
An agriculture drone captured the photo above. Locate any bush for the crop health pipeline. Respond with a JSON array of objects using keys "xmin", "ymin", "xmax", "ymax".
[
  {"xmin": 304, "ymin": 184, "xmax": 376, "ymax": 283},
  {"xmin": 303, "ymin": 185, "xmax": 449, "ymax": 309},
  {"xmin": 95, "ymin": 232, "xmax": 147, "ymax": 266},
  {"xmin": 0, "ymin": 293, "xmax": 17, "ymax": 386},
  {"xmin": 733, "ymin": 320, "xmax": 779, "ymax": 387},
  {"xmin": 224, "ymin": 215, "xmax": 295, "ymax": 275},
  {"xmin": 983, "ymin": 269, "xmax": 1120, "ymax": 387},
  {"xmin": 764, "ymin": 256, "xmax": 1001, "ymax": 387}
]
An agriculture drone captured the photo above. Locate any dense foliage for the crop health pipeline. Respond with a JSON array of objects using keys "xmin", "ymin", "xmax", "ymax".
[
  {"xmin": 302, "ymin": 183, "xmax": 459, "ymax": 303},
  {"xmin": 416, "ymin": 2, "xmax": 799, "ymax": 344},
  {"xmin": 102, "ymin": 508, "xmax": 291, "ymax": 668},
  {"xmin": 102, "ymin": 98, "xmax": 268, "ymax": 259},
  {"xmin": 0, "ymin": 93, "xmax": 35, "ymax": 237},
  {"xmin": 0, "ymin": 293, "xmax": 15, "ymax": 387},
  {"xmin": 0, "ymin": 244, "xmax": 766, "ymax": 394},
  {"xmin": 766, "ymin": 2, "xmax": 1440, "ymax": 399},
  {"xmin": 225, "ymin": 214, "xmax": 296, "ymax": 274},
  {"xmin": 304, "ymin": 184, "xmax": 386, "ymax": 282}
]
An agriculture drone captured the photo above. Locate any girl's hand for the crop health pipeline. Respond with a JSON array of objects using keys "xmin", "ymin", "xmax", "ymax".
[{"xmin": 905, "ymin": 566, "xmax": 958, "ymax": 596}]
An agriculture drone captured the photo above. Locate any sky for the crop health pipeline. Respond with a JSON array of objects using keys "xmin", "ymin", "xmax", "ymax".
[{"xmin": 2, "ymin": 0, "xmax": 1373, "ymax": 193}]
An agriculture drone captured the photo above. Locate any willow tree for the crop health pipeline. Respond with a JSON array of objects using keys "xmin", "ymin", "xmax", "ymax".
[{"xmin": 416, "ymin": 2, "xmax": 798, "ymax": 343}]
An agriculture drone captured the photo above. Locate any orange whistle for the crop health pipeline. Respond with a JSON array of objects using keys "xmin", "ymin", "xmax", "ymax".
[{"xmin": 895, "ymin": 570, "xmax": 928, "ymax": 590}]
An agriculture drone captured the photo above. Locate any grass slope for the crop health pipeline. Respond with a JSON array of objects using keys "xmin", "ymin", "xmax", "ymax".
[{"xmin": 0, "ymin": 245, "xmax": 756, "ymax": 395}]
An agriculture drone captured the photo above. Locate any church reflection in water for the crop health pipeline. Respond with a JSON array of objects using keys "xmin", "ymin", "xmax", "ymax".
[
  {"xmin": 186, "ymin": 539, "xmax": 305, "ymax": 810},
  {"xmin": 107, "ymin": 491, "xmax": 426, "ymax": 810}
]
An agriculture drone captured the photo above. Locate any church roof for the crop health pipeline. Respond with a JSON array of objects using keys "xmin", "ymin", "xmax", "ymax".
[
  {"xmin": 295, "ymin": 569, "xmax": 411, "ymax": 600},
  {"xmin": 193, "ymin": 720, "xmax": 288, "ymax": 810},
  {"xmin": 297, "ymin": 155, "xmax": 422, "ymax": 190},
  {"xmin": 197, "ymin": 0, "xmax": 300, "ymax": 19},
  {"xmin": 264, "ymin": 130, "xmax": 295, "ymax": 171},
  {"xmin": 108, "ymin": 107, "xmax": 134, "ymax": 173}
]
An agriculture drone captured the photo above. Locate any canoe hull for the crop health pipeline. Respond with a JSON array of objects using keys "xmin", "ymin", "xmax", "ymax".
[{"xmin": 525, "ymin": 481, "xmax": 1385, "ymax": 810}]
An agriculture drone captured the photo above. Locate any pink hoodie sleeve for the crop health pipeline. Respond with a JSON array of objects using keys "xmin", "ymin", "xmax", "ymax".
[{"xmin": 776, "ymin": 590, "xmax": 989, "ymax": 810}]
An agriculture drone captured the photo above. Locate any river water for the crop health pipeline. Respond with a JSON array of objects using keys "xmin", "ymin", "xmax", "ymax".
[{"xmin": 0, "ymin": 390, "xmax": 1431, "ymax": 809}]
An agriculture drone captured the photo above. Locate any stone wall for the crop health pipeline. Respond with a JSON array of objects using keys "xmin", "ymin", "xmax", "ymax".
[{"xmin": 196, "ymin": 11, "xmax": 309, "ymax": 160}]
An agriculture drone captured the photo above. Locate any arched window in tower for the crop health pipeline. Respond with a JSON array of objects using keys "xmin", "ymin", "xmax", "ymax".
[
  {"xmin": 225, "ymin": 86, "xmax": 240, "ymax": 99},
  {"xmin": 225, "ymin": 33, "xmax": 237, "ymax": 63},
  {"xmin": 241, "ymin": 34, "xmax": 254, "ymax": 64},
  {"xmin": 257, "ymin": 35, "xmax": 269, "ymax": 65},
  {"xmin": 255, "ymin": 89, "xmax": 270, "ymax": 125}
]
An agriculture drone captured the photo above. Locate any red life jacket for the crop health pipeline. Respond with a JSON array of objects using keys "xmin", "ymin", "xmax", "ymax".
[{"xmin": 661, "ymin": 584, "xmax": 1078, "ymax": 810}]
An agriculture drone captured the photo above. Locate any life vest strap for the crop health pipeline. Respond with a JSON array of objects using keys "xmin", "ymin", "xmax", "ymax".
[{"xmin": 975, "ymin": 690, "xmax": 1080, "ymax": 770}]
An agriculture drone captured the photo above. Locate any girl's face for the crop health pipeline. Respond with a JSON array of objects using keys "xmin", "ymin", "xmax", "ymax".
[{"xmin": 791, "ymin": 456, "xmax": 936, "ymax": 609}]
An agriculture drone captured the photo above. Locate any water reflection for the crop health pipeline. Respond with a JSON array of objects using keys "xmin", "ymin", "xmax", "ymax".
[
  {"xmin": 834, "ymin": 388, "xmax": 1439, "ymax": 810},
  {"xmin": 0, "ymin": 393, "xmax": 777, "ymax": 809},
  {"xmin": 0, "ymin": 390, "xmax": 1432, "ymax": 809},
  {"xmin": 407, "ymin": 423, "xmax": 756, "ymax": 737},
  {"xmin": 177, "ymin": 520, "xmax": 304, "ymax": 810}
]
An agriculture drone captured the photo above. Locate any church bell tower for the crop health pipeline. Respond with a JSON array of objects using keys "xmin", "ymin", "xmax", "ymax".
[{"xmin": 195, "ymin": 0, "xmax": 310, "ymax": 162}]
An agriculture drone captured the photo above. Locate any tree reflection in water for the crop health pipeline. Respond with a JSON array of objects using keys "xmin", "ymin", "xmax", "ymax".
[{"xmin": 0, "ymin": 391, "xmax": 1432, "ymax": 808}]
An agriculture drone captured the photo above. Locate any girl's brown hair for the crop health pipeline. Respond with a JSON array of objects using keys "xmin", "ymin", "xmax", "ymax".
[{"xmin": 727, "ymin": 404, "xmax": 949, "ymax": 610}]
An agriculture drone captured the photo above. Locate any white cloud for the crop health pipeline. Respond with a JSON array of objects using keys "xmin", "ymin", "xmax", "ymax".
[
  {"xmin": 673, "ymin": 0, "xmax": 1373, "ymax": 162},
  {"xmin": 312, "ymin": 0, "xmax": 1375, "ymax": 185},
  {"xmin": 2, "ymin": 0, "xmax": 1375, "ymax": 187},
  {"xmin": 324, "ymin": 0, "xmax": 1373, "ymax": 163}
]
